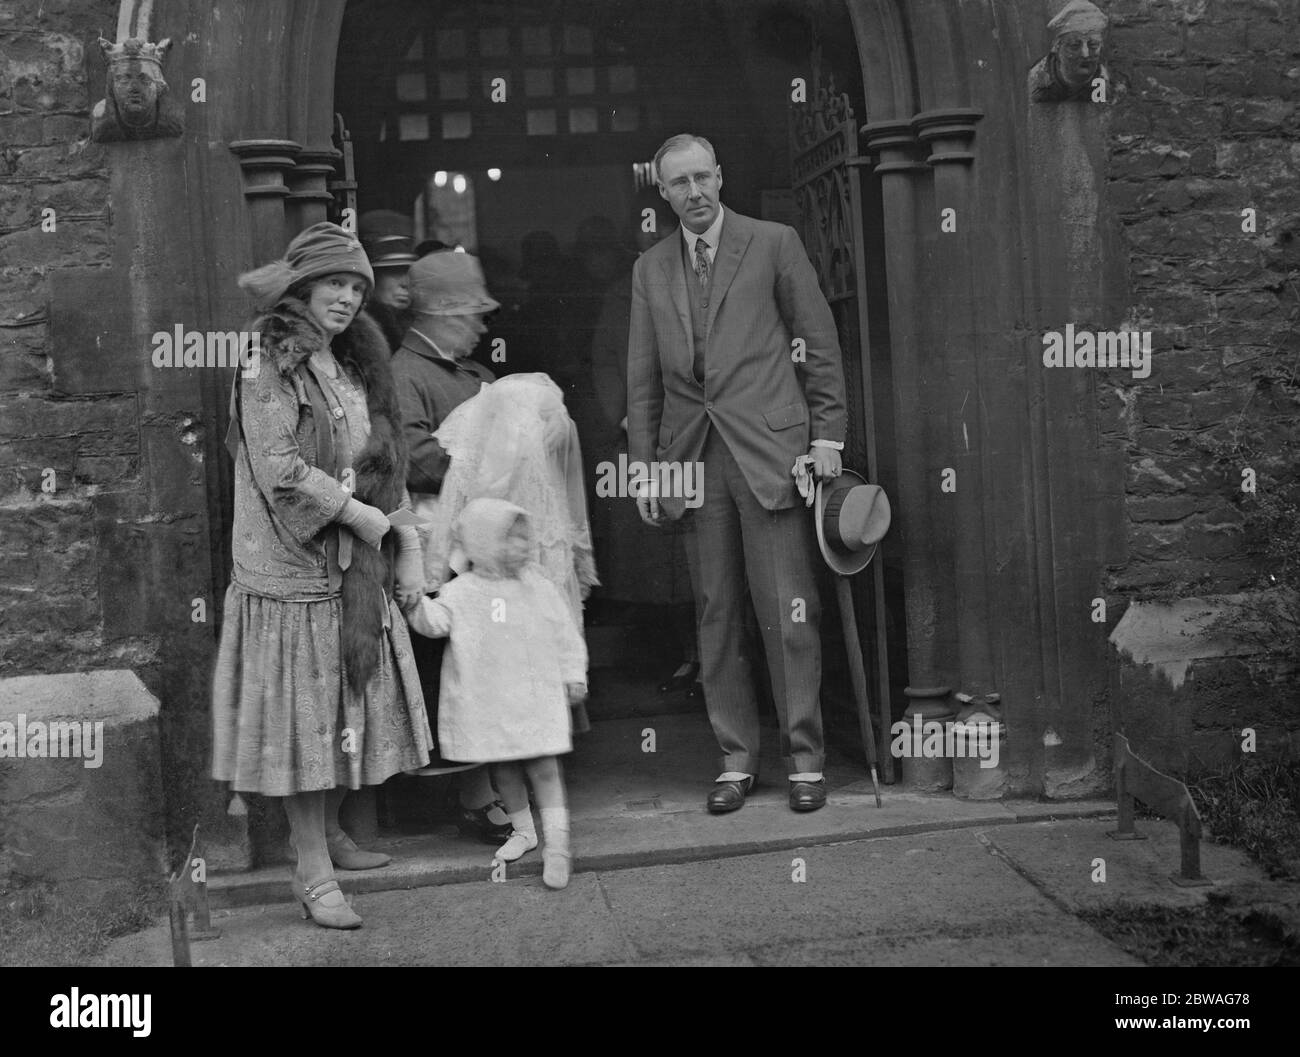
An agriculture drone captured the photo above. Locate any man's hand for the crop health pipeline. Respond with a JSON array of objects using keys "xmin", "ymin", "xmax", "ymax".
[
  {"xmin": 809, "ymin": 445, "xmax": 842, "ymax": 481},
  {"xmin": 634, "ymin": 478, "xmax": 664, "ymax": 527},
  {"xmin": 566, "ymin": 682, "xmax": 588, "ymax": 705},
  {"xmin": 636, "ymin": 492, "xmax": 664, "ymax": 526}
]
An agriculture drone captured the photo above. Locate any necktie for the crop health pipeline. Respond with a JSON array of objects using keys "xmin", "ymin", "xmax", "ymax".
[{"xmin": 695, "ymin": 237, "xmax": 710, "ymax": 288}]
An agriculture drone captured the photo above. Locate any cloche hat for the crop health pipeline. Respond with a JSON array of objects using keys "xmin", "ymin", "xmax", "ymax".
[
  {"xmin": 409, "ymin": 250, "xmax": 501, "ymax": 316},
  {"xmin": 237, "ymin": 222, "xmax": 374, "ymax": 309}
]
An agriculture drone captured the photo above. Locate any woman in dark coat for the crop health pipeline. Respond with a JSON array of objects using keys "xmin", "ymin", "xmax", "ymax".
[{"xmin": 211, "ymin": 223, "xmax": 432, "ymax": 929}]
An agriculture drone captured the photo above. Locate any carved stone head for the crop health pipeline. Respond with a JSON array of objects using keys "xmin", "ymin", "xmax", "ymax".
[
  {"xmin": 92, "ymin": 36, "xmax": 181, "ymax": 141},
  {"xmin": 101, "ymin": 38, "xmax": 171, "ymax": 125},
  {"xmin": 1047, "ymin": 1, "xmax": 1107, "ymax": 93},
  {"xmin": 1030, "ymin": 0, "xmax": 1109, "ymax": 103}
]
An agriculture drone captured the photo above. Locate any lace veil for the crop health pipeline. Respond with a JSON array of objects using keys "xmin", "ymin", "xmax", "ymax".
[{"xmin": 424, "ymin": 373, "xmax": 598, "ymax": 622}]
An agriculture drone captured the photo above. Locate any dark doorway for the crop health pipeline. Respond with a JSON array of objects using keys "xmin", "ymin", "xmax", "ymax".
[{"xmin": 333, "ymin": 0, "xmax": 906, "ymax": 804}]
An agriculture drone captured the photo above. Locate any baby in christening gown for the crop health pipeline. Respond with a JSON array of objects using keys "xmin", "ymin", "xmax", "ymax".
[
  {"xmin": 422, "ymin": 372, "xmax": 598, "ymax": 730},
  {"xmin": 406, "ymin": 498, "xmax": 588, "ymax": 889}
]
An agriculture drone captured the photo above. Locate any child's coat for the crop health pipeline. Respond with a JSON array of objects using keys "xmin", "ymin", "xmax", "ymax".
[{"xmin": 408, "ymin": 499, "xmax": 587, "ymax": 762}]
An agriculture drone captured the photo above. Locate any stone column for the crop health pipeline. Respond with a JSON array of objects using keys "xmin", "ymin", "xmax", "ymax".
[
  {"xmin": 287, "ymin": 146, "xmax": 342, "ymax": 231},
  {"xmin": 228, "ymin": 139, "xmax": 300, "ymax": 262},
  {"xmin": 912, "ymin": 108, "xmax": 999, "ymax": 721},
  {"xmin": 862, "ymin": 118, "xmax": 957, "ymax": 780}
]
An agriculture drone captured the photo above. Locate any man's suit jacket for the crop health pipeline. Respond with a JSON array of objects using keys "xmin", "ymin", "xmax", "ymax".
[{"xmin": 626, "ymin": 209, "xmax": 847, "ymax": 515}]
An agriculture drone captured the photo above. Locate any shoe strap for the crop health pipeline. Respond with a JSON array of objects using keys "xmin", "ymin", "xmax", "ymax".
[{"xmin": 304, "ymin": 878, "xmax": 341, "ymax": 902}]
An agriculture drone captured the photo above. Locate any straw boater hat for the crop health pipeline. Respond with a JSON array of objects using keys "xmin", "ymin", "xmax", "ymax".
[
  {"xmin": 408, "ymin": 250, "xmax": 501, "ymax": 316},
  {"xmin": 815, "ymin": 469, "xmax": 892, "ymax": 576},
  {"xmin": 359, "ymin": 209, "xmax": 419, "ymax": 270}
]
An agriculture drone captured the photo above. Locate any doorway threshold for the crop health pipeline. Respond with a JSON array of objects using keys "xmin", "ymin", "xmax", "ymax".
[{"xmin": 207, "ymin": 713, "xmax": 1113, "ymax": 909}]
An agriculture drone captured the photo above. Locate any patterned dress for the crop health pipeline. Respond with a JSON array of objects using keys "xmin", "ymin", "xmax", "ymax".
[{"xmin": 211, "ymin": 350, "xmax": 432, "ymax": 795}]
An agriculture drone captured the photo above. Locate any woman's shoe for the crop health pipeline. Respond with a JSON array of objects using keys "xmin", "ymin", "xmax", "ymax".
[
  {"xmin": 457, "ymin": 802, "xmax": 513, "ymax": 845},
  {"xmin": 326, "ymin": 832, "xmax": 392, "ymax": 871},
  {"xmin": 542, "ymin": 849, "xmax": 571, "ymax": 890},
  {"xmin": 292, "ymin": 874, "xmax": 362, "ymax": 930},
  {"xmin": 657, "ymin": 661, "xmax": 700, "ymax": 694}
]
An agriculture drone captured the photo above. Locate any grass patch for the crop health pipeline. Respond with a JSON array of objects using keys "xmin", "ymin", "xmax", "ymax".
[
  {"xmin": 0, "ymin": 879, "xmax": 167, "ymax": 967},
  {"xmin": 1081, "ymin": 759, "xmax": 1300, "ymax": 966},
  {"xmin": 1081, "ymin": 900, "xmax": 1300, "ymax": 968},
  {"xmin": 1189, "ymin": 758, "xmax": 1300, "ymax": 881}
]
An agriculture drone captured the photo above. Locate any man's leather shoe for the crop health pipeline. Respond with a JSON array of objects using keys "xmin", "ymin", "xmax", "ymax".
[
  {"xmin": 789, "ymin": 779, "xmax": 827, "ymax": 812},
  {"xmin": 706, "ymin": 777, "xmax": 754, "ymax": 814}
]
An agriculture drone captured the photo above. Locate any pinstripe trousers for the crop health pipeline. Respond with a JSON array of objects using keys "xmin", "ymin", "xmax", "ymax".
[{"xmin": 683, "ymin": 427, "xmax": 825, "ymax": 776}]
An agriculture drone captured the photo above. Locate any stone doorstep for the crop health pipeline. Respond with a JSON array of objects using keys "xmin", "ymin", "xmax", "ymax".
[{"xmin": 206, "ymin": 795, "xmax": 1118, "ymax": 910}]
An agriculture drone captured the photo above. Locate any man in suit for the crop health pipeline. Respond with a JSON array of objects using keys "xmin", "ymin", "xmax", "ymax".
[{"xmin": 627, "ymin": 133, "xmax": 847, "ymax": 814}]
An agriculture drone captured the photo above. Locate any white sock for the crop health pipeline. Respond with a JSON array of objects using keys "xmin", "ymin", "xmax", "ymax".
[
  {"xmin": 540, "ymin": 807, "xmax": 570, "ymax": 853},
  {"xmin": 495, "ymin": 809, "xmax": 538, "ymax": 861},
  {"xmin": 540, "ymin": 807, "xmax": 572, "ymax": 890}
]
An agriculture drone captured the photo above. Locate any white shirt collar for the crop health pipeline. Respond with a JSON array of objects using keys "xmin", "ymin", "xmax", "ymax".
[{"xmin": 681, "ymin": 204, "xmax": 725, "ymax": 259}]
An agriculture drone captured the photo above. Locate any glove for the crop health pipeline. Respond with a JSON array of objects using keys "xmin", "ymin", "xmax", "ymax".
[
  {"xmin": 792, "ymin": 454, "xmax": 816, "ymax": 508},
  {"xmin": 394, "ymin": 527, "xmax": 424, "ymax": 608},
  {"xmin": 337, "ymin": 498, "xmax": 390, "ymax": 548}
]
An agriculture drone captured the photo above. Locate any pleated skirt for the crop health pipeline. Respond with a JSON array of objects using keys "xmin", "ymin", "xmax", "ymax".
[{"xmin": 211, "ymin": 584, "xmax": 433, "ymax": 795}]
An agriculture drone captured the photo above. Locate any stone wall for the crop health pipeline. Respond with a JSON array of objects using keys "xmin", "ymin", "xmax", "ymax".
[
  {"xmin": 0, "ymin": 0, "xmax": 239, "ymax": 891},
  {"xmin": 1102, "ymin": 0, "xmax": 1300, "ymax": 767},
  {"xmin": 0, "ymin": 2, "xmax": 159, "ymax": 674}
]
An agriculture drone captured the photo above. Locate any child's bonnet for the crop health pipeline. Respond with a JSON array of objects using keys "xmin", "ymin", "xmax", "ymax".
[{"xmin": 454, "ymin": 496, "xmax": 531, "ymax": 578}]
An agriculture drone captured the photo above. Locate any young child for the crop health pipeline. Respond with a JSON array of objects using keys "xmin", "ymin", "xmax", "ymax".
[
  {"xmin": 406, "ymin": 496, "xmax": 588, "ymax": 889},
  {"xmin": 423, "ymin": 373, "xmax": 598, "ymax": 731}
]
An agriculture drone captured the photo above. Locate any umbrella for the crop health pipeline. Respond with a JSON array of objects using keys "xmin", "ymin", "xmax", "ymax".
[{"xmin": 834, "ymin": 575, "xmax": 882, "ymax": 807}]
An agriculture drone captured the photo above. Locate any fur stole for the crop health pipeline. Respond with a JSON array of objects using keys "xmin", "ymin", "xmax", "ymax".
[{"xmin": 254, "ymin": 298, "xmax": 409, "ymax": 691}]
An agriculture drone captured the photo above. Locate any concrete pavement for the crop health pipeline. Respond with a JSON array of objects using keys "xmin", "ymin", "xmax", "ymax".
[
  {"xmin": 96, "ymin": 814, "xmax": 1268, "ymax": 967},
  {"xmin": 95, "ymin": 711, "xmax": 1278, "ymax": 966}
]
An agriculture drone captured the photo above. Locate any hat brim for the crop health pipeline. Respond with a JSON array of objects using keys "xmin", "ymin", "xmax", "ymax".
[
  {"xmin": 297, "ymin": 265, "xmax": 374, "ymax": 289},
  {"xmin": 415, "ymin": 297, "xmax": 501, "ymax": 317},
  {"xmin": 371, "ymin": 254, "xmax": 418, "ymax": 269},
  {"xmin": 814, "ymin": 468, "xmax": 880, "ymax": 577}
]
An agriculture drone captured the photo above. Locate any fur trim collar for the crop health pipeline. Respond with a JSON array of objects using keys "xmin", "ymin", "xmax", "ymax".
[
  {"xmin": 250, "ymin": 297, "xmax": 410, "ymax": 692},
  {"xmin": 253, "ymin": 297, "xmax": 390, "ymax": 381}
]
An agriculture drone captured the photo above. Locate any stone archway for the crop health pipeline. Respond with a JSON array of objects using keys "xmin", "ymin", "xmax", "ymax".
[
  {"xmin": 181, "ymin": 1, "xmax": 1112, "ymax": 865},
  {"xmin": 246, "ymin": 0, "xmax": 1117, "ymax": 798},
  {"xmin": 841, "ymin": 0, "xmax": 1120, "ymax": 797}
]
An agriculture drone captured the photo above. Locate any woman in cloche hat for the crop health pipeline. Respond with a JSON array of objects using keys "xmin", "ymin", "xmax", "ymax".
[{"xmin": 211, "ymin": 222, "xmax": 433, "ymax": 929}]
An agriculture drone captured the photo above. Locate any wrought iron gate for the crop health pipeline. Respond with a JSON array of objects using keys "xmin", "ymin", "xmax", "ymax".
[{"xmin": 790, "ymin": 50, "xmax": 894, "ymax": 780}]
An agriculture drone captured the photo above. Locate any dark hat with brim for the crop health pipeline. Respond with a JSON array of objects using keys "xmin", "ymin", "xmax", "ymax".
[
  {"xmin": 366, "ymin": 237, "xmax": 419, "ymax": 270},
  {"xmin": 359, "ymin": 210, "xmax": 419, "ymax": 270},
  {"xmin": 815, "ymin": 468, "xmax": 891, "ymax": 576}
]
